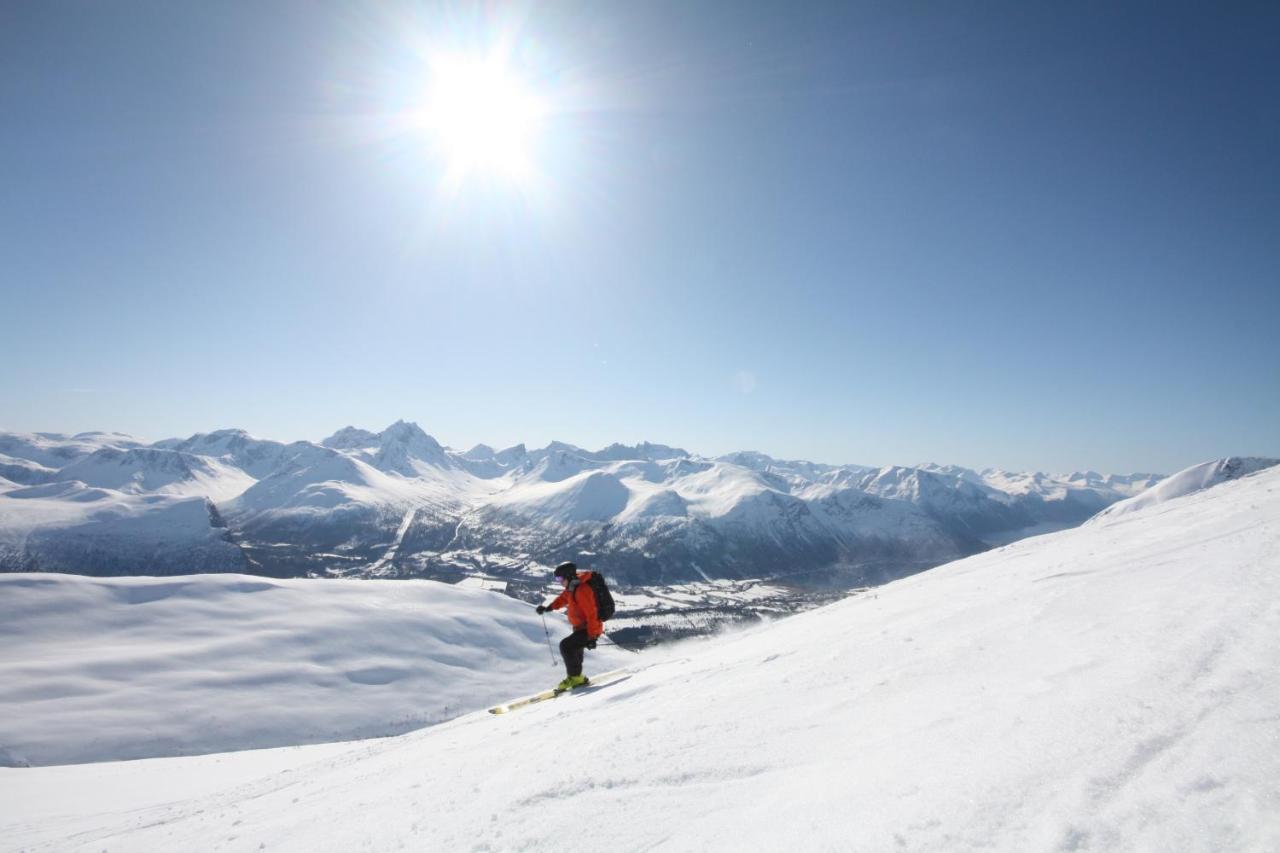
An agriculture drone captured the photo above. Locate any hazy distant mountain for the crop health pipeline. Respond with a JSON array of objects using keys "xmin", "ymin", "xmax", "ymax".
[
  {"xmin": 154, "ymin": 428, "xmax": 292, "ymax": 478},
  {"xmin": 0, "ymin": 422, "xmax": 1208, "ymax": 589}
]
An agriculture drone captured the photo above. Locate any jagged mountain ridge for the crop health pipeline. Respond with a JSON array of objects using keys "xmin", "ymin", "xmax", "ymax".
[{"xmin": 0, "ymin": 422, "xmax": 1174, "ymax": 586}]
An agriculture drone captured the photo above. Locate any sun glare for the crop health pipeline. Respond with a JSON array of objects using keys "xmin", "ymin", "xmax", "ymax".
[{"xmin": 419, "ymin": 54, "xmax": 546, "ymax": 187}]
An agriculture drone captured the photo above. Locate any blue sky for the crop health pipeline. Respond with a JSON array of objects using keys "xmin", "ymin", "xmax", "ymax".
[{"xmin": 2, "ymin": 1, "xmax": 1277, "ymax": 474}]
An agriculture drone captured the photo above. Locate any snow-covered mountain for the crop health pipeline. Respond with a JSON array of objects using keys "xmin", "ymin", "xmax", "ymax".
[
  {"xmin": 4, "ymin": 451, "xmax": 1276, "ymax": 851},
  {"xmin": 57, "ymin": 447, "xmax": 257, "ymax": 501},
  {"xmin": 0, "ymin": 431, "xmax": 145, "ymax": 486},
  {"xmin": 0, "ymin": 423, "xmax": 1187, "ymax": 588},
  {"xmin": 154, "ymin": 428, "xmax": 293, "ymax": 478},
  {"xmin": 1088, "ymin": 455, "xmax": 1278, "ymax": 523},
  {"xmin": 0, "ymin": 431, "xmax": 144, "ymax": 470},
  {"xmin": 0, "ymin": 481, "xmax": 247, "ymax": 576}
]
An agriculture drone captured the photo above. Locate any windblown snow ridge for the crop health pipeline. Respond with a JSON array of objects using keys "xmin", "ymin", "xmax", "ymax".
[{"xmin": 1088, "ymin": 455, "xmax": 1278, "ymax": 522}]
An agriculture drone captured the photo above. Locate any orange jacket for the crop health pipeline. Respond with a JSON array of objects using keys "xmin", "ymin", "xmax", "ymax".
[{"xmin": 548, "ymin": 571, "xmax": 604, "ymax": 638}]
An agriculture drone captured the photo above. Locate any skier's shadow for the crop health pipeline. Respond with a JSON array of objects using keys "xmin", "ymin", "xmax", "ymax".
[
  {"xmin": 574, "ymin": 674, "xmax": 634, "ymax": 696},
  {"xmin": 587, "ymin": 675, "xmax": 662, "ymax": 707}
]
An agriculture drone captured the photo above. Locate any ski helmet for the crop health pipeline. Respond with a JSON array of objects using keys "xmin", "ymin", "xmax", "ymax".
[{"xmin": 554, "ymin": 562, "xmax": 577, "ymax": 581}]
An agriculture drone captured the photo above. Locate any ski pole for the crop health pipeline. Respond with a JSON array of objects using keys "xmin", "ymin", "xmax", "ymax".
[
  {"xmin": 596, "ymin": 639, "xmax": 641, "ymax": 654},
  {"xmin": 540, "ymin": 612, "xmax": 557, "ymax": 667}
]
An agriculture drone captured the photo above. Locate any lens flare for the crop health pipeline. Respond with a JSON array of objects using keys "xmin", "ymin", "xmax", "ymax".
[{"xmin": 418, "ymin": 54, "xmax": 546, "ymax": 187}]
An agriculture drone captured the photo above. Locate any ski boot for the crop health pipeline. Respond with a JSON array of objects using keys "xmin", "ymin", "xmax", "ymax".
[{"xmin": 555, "ymin": 674, "xmax": 589, "ymax": 692}]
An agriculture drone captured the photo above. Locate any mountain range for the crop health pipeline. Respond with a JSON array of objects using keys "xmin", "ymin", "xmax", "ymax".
[
  {"xmin": 5, "ymin": 448, "xmax": 1278, "ymax": 850},
  {"xmin": 0, "ymin": 422, "xmax": 1188, "ymax": 589}
]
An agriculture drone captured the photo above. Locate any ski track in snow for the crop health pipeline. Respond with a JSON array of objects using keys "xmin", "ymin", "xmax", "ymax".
[
  {"xmin": 2, "ymin": 468, "xmax": 1279, "ymax": 852},
  {"xmin": 362, "ymin": 507, "xmax": 416, "ymax": 575}
]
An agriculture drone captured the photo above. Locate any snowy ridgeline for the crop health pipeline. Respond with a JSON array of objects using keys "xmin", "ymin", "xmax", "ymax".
[
  {"xmin": 0, "ymin": 575, "xmax": 632, "ymax": 767},
  {"xmin": 2, "ymin": 461, "xmax": 1277, "ymax": 851},
  {"xmin": 0, "ymin": 424, "xmax": 1174, "ymax": 586}
]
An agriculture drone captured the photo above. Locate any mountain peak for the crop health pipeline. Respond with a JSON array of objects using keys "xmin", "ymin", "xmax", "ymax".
[
  {"xmin": 379, "ymin": 421, "xmax": 441, "ymax": 450},
  {"xmin": 321, "ymin": 426, "xmax": 379, "ymax": 450},
  {"xmin": 364, "ymin": 422, "xmax": 448, "ymax": 475},
  {"xmin": 544, "ymin": 440, "xmax": 585, "ymax": 455},
  {"xmin": 595, "ymin": 442, "xmax": 689, "ymax": 462}
]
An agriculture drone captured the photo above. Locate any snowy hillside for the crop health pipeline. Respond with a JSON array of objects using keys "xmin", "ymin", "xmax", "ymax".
[
  {"xmin": 57, "ymin": 447, "xmax": 257, "ymax": 501},
  {"xmin": 0, "ymin": 423, "xmax": 1165, "ymax": 590},
  {"xmin": 0, "ymin": 482, "xmax": 247, "ymax": 575},
  {"xmin": 1089, "ymin": 456, "xmax": 1277, "ymax": 522},
  {"xmin": 0, "ymin": 573, "xmax": 632, "ymax": 766},
  {"xmin": 3, "ymin": 451, "xmax": 1276, "ymax": 852},
  {"xmin": 0, "ymin": 431, "xmax": 144, "ymax": 477}
]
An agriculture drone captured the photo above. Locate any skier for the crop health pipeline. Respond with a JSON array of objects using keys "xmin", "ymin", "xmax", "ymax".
[{"xmin": 536, "ymin": 562, "xmax": 604, "ymax": 691}]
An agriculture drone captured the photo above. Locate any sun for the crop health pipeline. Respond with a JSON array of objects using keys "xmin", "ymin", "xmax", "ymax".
[{"xmin": 418, "ymin": 54, "xmax": 547, "ymax": 187}]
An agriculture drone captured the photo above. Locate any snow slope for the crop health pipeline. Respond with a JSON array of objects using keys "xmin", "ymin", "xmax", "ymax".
[
  {"xmin": 154, "ymin": 429, "xmax": 292, "ymax": 479},
  {"xmin": 0, "ymin": 573, "xmax": 631, "ymax": 766},
  {"xmin": 0, "ymin": 483, "xmax": 246, "ymax": 575},
  {"xmin": 0, "ymin": 431, "xmax": 144, "ymax": 471},
  {"xmin": 56, "ymin": 447, "xmax": 256, "ymax": 501},
  {"xmin": 3, "ymin": 461, "xmax": 1277, "ymax": 852},
  {"xmin": 0, "ymin": 454, "xmax": 58, "ymax": 487},
  {"xmin": 1089, "ymin": 456, "xmax": 1278, "ymax": 522}
]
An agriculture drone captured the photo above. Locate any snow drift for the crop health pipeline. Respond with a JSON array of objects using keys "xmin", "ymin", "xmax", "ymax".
[
  {"xmin": 0, "ymin": 574, "xmax": 631, "ymax": 766},
  {"xmin": 3, "ymin": 458, "xmax": 1277, "ymax": 852},
  {"xmin": 1088, "ymin": 455, "xmax": 1278, "ymax": 522}
]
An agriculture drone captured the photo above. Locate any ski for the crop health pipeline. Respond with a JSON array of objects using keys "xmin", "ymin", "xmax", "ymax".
[{"xmin": 488, "ymin": 668, "xmax": 630, "ymax": 715}]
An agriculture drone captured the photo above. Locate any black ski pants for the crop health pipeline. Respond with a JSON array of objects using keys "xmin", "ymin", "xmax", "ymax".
[{"xmin": 559, "ymin": 628, "xmax": 591, "ymax": 677}]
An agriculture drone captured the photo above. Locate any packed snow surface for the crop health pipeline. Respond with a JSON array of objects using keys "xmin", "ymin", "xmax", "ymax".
[{"xmin": 4, "ymin": 464, "xmax": 1278, "ymax": 851}]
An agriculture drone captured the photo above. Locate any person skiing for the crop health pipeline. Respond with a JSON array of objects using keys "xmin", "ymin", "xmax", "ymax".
[{"xmin": 536, "ymin": 561, "xmax": 604, "ymax": 691}]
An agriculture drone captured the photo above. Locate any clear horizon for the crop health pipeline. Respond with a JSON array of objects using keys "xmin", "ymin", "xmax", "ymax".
[{"xmin": 3, "ymin": 2, "xmax": 1277, "ymax": 474}]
